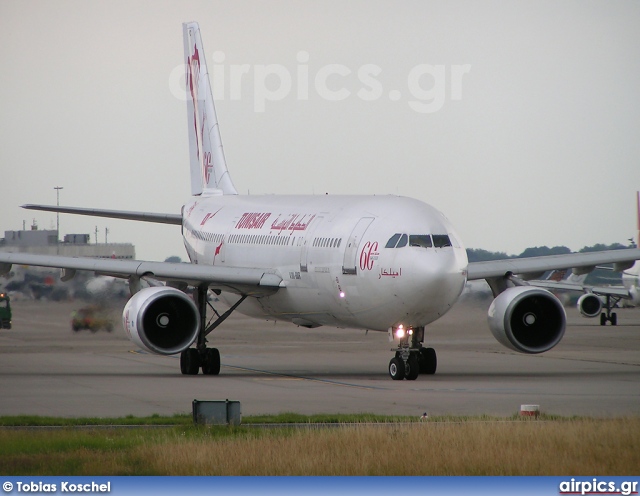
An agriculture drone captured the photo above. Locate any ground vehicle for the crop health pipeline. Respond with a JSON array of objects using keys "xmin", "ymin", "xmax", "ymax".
[
  {"xmin": 0, "ymin": 293, "xmax": 11, "ymax": 329},
  {"xmin": 71, "ymin": 306, "xmax": 113, "ymax": 333}
]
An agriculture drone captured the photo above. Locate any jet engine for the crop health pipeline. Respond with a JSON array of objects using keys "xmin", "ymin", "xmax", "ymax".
[
  {"xmin": 488, "ymin": 286, "xmax": 566, "ymax": 354},
  {"xmin": 122, "ymin": 286, "xmax": 199, "ymax": 355},
  {"xmin": 577, "ymin": 293, "xmax": 602, "ymax": 318}
]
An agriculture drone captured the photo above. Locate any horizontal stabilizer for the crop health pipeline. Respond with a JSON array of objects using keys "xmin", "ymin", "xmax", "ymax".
[{"xmin": 22, "ymin": 204, "xmax": 182, "ymax": 225}]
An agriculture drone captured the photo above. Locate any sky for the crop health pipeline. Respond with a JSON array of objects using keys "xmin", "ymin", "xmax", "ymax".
[{"xmin": 1, "ymin": 1, "xmax": 639, "ymax": 261}]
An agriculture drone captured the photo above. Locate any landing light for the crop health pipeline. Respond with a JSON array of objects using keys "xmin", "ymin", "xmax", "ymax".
[
  {"xmin": 394, "ymin": 325, "xmax": 413, "ymax": 339},
  {"xmin": 339, "ymin": 291, "xmax": 345, "ymax": 298}
]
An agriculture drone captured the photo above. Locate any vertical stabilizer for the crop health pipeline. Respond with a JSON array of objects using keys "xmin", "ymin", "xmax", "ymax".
[{"xmin": 183, "ymin": 22, "xmax": 237, "ymax": 196}]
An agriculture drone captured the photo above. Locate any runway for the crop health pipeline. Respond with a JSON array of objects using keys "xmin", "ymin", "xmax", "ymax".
[{"xmin": 0, "ymin": 297, "xmax": 638, "ymax": 418}]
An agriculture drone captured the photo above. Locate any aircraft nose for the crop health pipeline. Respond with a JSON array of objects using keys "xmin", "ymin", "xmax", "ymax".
[{"xmin": 408, "ymin": 248, "xmax": 468, "ymax": 313}]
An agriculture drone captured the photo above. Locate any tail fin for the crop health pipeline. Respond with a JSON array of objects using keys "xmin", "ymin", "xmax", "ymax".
[{"xmin": 183, "ymin": 22, "xmax": 237, "ymax": 196}]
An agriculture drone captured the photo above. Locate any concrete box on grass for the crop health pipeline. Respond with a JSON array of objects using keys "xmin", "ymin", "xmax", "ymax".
[{"xmin": 192, "ymin": 399, "xmax": 241, "ymax": 425}]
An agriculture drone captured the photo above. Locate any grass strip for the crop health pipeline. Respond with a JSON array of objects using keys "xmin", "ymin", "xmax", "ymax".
[{"xmin": 0, "ymin": 414, "xmax": 637, "ymax": 475}]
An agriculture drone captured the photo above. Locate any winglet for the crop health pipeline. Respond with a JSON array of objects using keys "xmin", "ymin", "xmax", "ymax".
[{"xmin": 183, "ymin": 22, "xmax": 237, "ymax": 196}]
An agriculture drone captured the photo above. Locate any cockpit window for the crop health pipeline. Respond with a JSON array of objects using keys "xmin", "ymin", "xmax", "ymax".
[
  {"xmin": 385, "ymin": 233, "xmax": 401, "ymax": 248},
  {"xmin": 387, "ymin": 233, "xmax": 444, "ymax": 248},
  {"xmin": 432, "ymin": 234, "xmax": 452, "ymax": 248},
  {"xmin": 409, "ymin": 235, "xmax": 432, "ymax": 248}
]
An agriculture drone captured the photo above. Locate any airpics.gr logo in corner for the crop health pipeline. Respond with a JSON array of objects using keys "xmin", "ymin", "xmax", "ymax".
[{"xmin": 3, "ymin": 481, "xmax": 112, "ymax": 493}]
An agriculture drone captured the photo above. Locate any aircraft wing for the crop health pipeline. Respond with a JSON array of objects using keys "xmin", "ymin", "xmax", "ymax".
[
  {"xmin": 528, "ymin": 279, "xmax": 631, "ymax": 298},
  {"xmin": 467, "ymin": 248, "xmax": 640, "ymax": 281},
  {"xmin": 0, "ymin": 252, "xmax": 282, "ymax": 295},
  {"xmin": 22, "ymin": 204, "xmax": 182, "ymax": 225}
]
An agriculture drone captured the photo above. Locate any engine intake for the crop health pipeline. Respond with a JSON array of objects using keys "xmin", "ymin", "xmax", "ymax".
[
  {"xmin": 577, "ymin": 293, "xmax": 602, "ymax": 318},
  {"xmin": 488, "ymin": 286, "xmax": 566, "ymax": 354},
  {"xmin": 122, "ymin": 286, "xmax": 199, "ymax": 355}
]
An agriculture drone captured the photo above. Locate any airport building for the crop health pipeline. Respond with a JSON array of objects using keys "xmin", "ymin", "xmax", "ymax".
[{"xmin": 0, "ymin": 224, "xmax": 135, "ymax": 259}]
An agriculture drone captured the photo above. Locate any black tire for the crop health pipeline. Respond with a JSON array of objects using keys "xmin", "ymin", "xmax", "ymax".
[
  {"xmin": 201, "ymin": 348, "xmax": 221, "ymax": 375},
  {"xmin": 180, "ymin": 348, "xmax": 200, "ymax": 375},
  {"xmin": 611, "ymin": 313, "xmax": 617, "ymax": 326},
  {"xmin": 405, "ymin": 354, "xmax": 419, "ymax": 380},
  {"xmin": 419, "ymin": 347, "xmax": 437, "ymax": 375},
  {"xmin": 600, "ymin": 313, "xmax": 607, "ymax": 326},
  {"xmin": 389, "ymin": 357, "xmax": 405, "ymax": 380}
]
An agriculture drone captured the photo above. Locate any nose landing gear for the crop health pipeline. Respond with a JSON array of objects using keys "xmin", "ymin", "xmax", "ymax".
[{"xmin": 388, "ymin": 326, "xmax": 437, "ymax": 380}]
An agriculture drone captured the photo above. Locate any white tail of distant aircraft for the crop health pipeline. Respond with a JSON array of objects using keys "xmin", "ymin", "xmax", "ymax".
[{"xmin": 2, "ymin": 23, "xmax": 640, "ymax": 379}]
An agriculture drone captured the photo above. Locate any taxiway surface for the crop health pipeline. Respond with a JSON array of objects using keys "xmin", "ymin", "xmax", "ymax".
[{"xmin": 0, "ymin": 296, "xmax": 638, "ymax": 418}]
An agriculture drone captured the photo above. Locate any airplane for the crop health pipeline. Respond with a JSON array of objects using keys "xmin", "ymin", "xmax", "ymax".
[
  {"xmin": 528, "ymin": 192, "xmax": 640, "ymax": 326},
  {"xmin": 622, "ymin": 262, "xmax": 640, "ymax": 307},
  {"xmin": 622, "ymin": 192, "xmax": 640, "ymax": 307},
  {"xmin": 1, "ymin": 22, "xmax": 640, "ymax": 380}
]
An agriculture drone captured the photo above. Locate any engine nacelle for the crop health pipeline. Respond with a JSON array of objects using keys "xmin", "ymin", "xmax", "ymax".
[
  {"xmin": 488, "ymin": 286, "xmax": 566, "ymax": 354},
  {"xmin": 577, "ymin": 293, "xmax": 602, "ymax": 318},
  {"xmin": 122, "ymin": 286, "xmax": 199, "ymax": 355}
]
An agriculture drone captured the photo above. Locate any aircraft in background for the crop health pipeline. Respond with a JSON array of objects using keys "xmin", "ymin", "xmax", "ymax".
[
  {"xmin": 622, "ymin": 263, "xmax": 640, "ymax": 306},
  {"xmin": 1, "ymin": 23, "xmax": 640, "ymax": 380},
  {"xmin": 529, "ymin": 192, "xmax": 640, "ymax": 325},
  {"xmin": 529, "ymin": 269, "xmax": 632, "ymax": 326},
  {"xmin": 622, "ymin": 192, "xmax": 640, "ymax": 305}
]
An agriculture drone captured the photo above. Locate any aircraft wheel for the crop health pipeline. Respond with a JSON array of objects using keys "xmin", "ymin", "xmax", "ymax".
[
  {"xmin": 201, "ymin": 348, "xmax": 221, "ymax": 375},
  {"xmin": 389, "ymin": 357, "xmax": 405, "ymax": 380},
  {"xmin": 611, "ymin": 313, "xmax": 617, "ymax": 326},
  {"xmin": 600, "ymin": 313, "xmax": 607, "ymax": 326},
  {"xmin": 180, "ymin": 348, "xmax": 200, "ymax": 375},
  {"xmin": 405, "ymin": 354, "xmax": 420, "ymax": 380},
  {"xmin": 419, "ymin": 347, "xmax": 437, "ymax": 375}
]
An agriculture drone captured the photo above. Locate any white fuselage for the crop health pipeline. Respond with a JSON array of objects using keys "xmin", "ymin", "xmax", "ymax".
[
  {"xmin": 181, "ymin": 194, "xmax": 468, "ymax": 331},
  {"xmin": 622, "ymin": 263, "xmax": 640, "ymax": 305}
]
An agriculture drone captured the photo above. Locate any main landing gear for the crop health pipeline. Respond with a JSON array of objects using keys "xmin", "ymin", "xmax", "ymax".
[
  {"xmin": 600, "ymin": 294, "xmax": 621, "ymax": 326},
  {"xmin": 388, "ymin": 326, "xmax": 437, "ymax": 380},
  {"xmin": 180, "ymin": 285, "xmax": 247, "ymax": 375}
]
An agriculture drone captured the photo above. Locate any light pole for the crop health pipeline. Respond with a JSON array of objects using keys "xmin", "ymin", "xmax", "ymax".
[{"xmin": 54, "ymin": 186, "xmax": 63, "ymax": 252}]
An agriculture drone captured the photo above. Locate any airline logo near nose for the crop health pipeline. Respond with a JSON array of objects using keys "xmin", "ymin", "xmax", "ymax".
[{"xmin": 360, "ymin": 241, "xmax": 379, "ymax": 271}]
